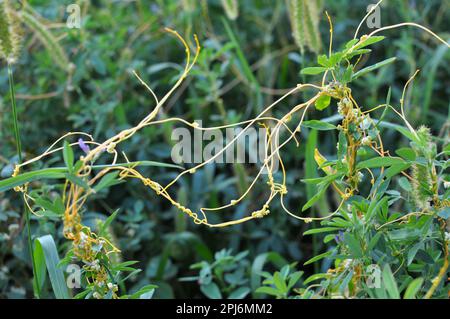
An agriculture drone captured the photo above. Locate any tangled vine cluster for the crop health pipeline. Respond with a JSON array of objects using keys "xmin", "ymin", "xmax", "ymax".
[{"xmin": 2, "ymin": 0, "xmax": 449, "ymax": 298}]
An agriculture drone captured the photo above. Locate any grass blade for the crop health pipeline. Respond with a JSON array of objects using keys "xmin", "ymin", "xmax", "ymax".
[
  {"xmin": 34, "ymin": 235, "xmax": 70, "ymax": 299},
  {"xmin": 352, "ymin": 57, "xmax": 396, "ymax": 80},
  {"xmin": 8, "ymin": 62, "xmax": 41, "ymax": 298},
  {"xmin": 0, "ymin": 161, "xmax": 183, "ymax": 193},
  {"xmin": 0, "ymin": 168, "xmax": 67, "ymax": 192}
]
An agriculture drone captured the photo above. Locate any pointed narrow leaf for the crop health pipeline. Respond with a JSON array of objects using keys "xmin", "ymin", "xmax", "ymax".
[
  {"xmin": 352, "ymin": 57, "xmax": 396, "ymax": 80},
  {"xmin": 404, "ymin": 278, "xmax": 423, "ymax": 299},
  {"xmin": 382, "ymin": 264, "xmax": 400, "ymax": 299},
  {"xmin": 301, "ymin": 67, "xmax": 327, "ymax": 75},
  {"xmin": 63, "ymin": 141, "xmax": 74, "ymax": 173},
  {"xmin": 34, "ymin": 235, "xmax": 70, "ymax": 299}
]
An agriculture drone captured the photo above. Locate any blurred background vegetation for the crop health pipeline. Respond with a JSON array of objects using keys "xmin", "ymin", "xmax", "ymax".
[{"xmin": 0, "ymin": 0, "xmax": 448, "ymax": 298}]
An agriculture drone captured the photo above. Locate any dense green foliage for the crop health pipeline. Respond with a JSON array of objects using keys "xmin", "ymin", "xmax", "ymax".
[{"xmin": 0, "ymin": 0, "xmax": 448, "ymax": 299}]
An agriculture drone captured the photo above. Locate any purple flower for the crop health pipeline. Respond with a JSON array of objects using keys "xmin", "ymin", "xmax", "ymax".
[
  {"xmin": 78, "ymin": 138, "xmax": 90, "ymax": 154},
  {"xmin": 334, "ymin": 231, "xmax": 344, "ymax": 244}
]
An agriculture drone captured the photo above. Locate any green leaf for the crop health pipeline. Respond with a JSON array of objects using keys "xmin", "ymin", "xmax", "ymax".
[
  {"xmin": 34, "ymin": 197, "xmax": 64, "ymax": 217},
  {"xmin": 200, "ymin": 282, "xmax": 222, "ymax": 299},
  {"xmin": 367, "ymin": 232, "xmax": 382, "ymax": 251},
  {"xmin": 443, "ymin": 143, "xmax": 450, "ymax": 153},
  {"xmin": 398, "ymin": 177, "xmax": 412, "ymax": 192},
  {"xmin": 356, "ymin": 156, "xmax": 406, "ymax": 169},
  {"xmin": 343, "ymin": 233, "xmax": 363, "ymax": 258},
  {"xmin": 324, "ymin": 234, "xmax": 337, "ymax": 243},
  {"xmin": 376, "ymin": 120, "xmax": 417, "ymax": 142},
  {"xmin": 302, "ymin": 172, "xmax": 342, "ymax": 185},
  {"xmin": 0, "ymin": 168, "xmax": 67, "ymax": 192},
  {"xmin": 287, "ymin": 271, "xmax": 303, "ymax": 290},
  {"xmin": 303, "ymin": 227, "xmax": 340, "ymax": 235},
  {"xmin": 94, "ymin": 171, "xmax": 123, "ymax": 192},
  {"xmin": 34, "ymin": 235, "xmax": 70, "ymax": 299},
  {"xmin": 339, "ymin": 270, "xmax": 354, "ymax": 293},
  {"xmin": 304, "ymin": 250, "xmax": 333, "ymax": 266},
  {"xmin": 63, "ymin": 141, "xmax": 74, "ymax": 173},
  {"xmin": 302, "ymin": 180, "xmax": 332, "ymax": 211},
  {"xmin": 342, "ymin": 65, "xmax": 353, "ymax": 83},
  {"xmin": 328, "ymin": 52, "xmax": 343, "ymax": 67},
  {"xmin": 128, "ymin": 284, "xmax": 158, "ymax": 299},
  {"xmin": 0, "ymin": 161, "xmax": 183, "ymax": 193},
  {"xmin": 99, "ymin": 209, "xmax": 120, "ymax": 236},
  {"xmin": 222, "ymin": 18, "xmax": 260, "ymax": 100},
  {"xmin": 404, "ymin": 278, "xmax": 423, "ymax": 299},
  {"xmin": 255, "ymin": 286, "xmax": 281, "ymax": 297},
  {"xmin": 344, "ymin": 38, "xmax": 359, "ymax": 50},
  {"xmin": 346, "ymin": 48, "xmax": 371, "ymax": 59},
  {"xmin": 317, "ymin": 54, "xmax": 329, "ymax": 67},
  {"xmin": 65, "ymin": 173, "xmax": 90, "ymax": 190},
  {"xmin": 352, "ymin": 57, "xmax": 396, "ymax": 80},
  {"xmin": 251, "ymin": 252, "xmax": 287, "ymax": 298},
  {"xmin": 302, "ymin": 120, "xmax": 337, "ymax": 131},
  {"xmin": 33, "ymin": 240, "xmax": 47, "ymax": 292},
  {"xmin": 407, "ymin": 242, "xmax": 423, "ymax": 265},
  {"xmin": 113, "ymin": 260, "xmax": 139, "ymax": 271},
  {"xmin": 382, "ymin": 264, "xmax": 400, "ymax": 299},
  {"xmin": 354, "ymin": 36, "xmax": 385, "ymax": 50},
  {"xmin": 395, "ymin": 147, "xmax": 416, "ymax": 161},
  {"xmin": 228, "ymin": 287, "xmax": 250, "ymax": 299},
  {"xmin": 301, "ymin": 67, "xmax": 327, "ymax": 75},
  {"xmin": 315, "ymin": 94, "xmax": 331, "ymax": 111},
  {"xmin": 273, "ymin": 272, "xmax": 288, "ymax": 293},
  {"xmin": 385, "ymin": 162, "xmax": 411, "ymax": 179},
  {"xmin": 303, "ymin": 273, "xmax": 328, "ymax": 285}
]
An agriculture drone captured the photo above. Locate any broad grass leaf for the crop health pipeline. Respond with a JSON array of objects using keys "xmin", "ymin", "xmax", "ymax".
[
  {"xmin": 34, "ymin": 235, "xmax": 70, "ymax": 299},
  {"xmin": 302, "ymin": 120, "xmax": 337, "ymax": 130},
  {"xmin": 63, "ymin": 141, "xmax": 74, "ymax": 172},
  {"xmin": 382, "ymin": 264, "xmax": 400, "ymax": 299},
  {"xmin": 404, "ymin": 278, "xmax": 423, "ymax": 299},
  {"xmin": 0, "ymin": 168, "xmax": 66, "ymax": 192},
  {"xmin": 303, "ymin": 227, "xmax": 340, "ymax": 235},
  {"xmin": 304, "ymin": 250, "xmax": 333, "ymax": 266},
  {"xmin": 356, "ymin": 156, "xmax": 406, "ymax": 169},
  {"xmin": 352, "ymin": 57, "xmax": 396, "ymax": 79}
]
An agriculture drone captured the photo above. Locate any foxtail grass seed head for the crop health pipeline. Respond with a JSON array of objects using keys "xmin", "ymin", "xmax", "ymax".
[
  {"xmin": 19, "ymin": 10, "xmax": 72, "ymax": 72},
  {"xmin": 413, "ymin": 125, "xmax": 437, "ymax": 160},
  {"xmin": 220, "ymin": 0, "xmax": 239, "ymax": 20},
  {"xmin": 287, "ymin": 0, "xmax": 322, "ymax": 53},
  {"xmin": 411, "ymin": 162, "xmax": 432, "ymax": 209},
  {"xmin": 410, "ymin": 126, "xmax": 436, "ymax": 209},
  {"xmin": 0, "ymin": 0, "xmax": 22, "ymax": 64}
]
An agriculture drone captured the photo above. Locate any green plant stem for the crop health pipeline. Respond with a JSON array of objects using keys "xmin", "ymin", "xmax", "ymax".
[
  {"xmin": 424, "ymin": 223, "xmax": 449, "ymax": 299},
  {"xmin": 8, "ymin": 63, "xmax": 40, "ymax": 299},
  {"xmin": 8, "ymin": 65, "xmax": 21, "ymax": 160}
]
